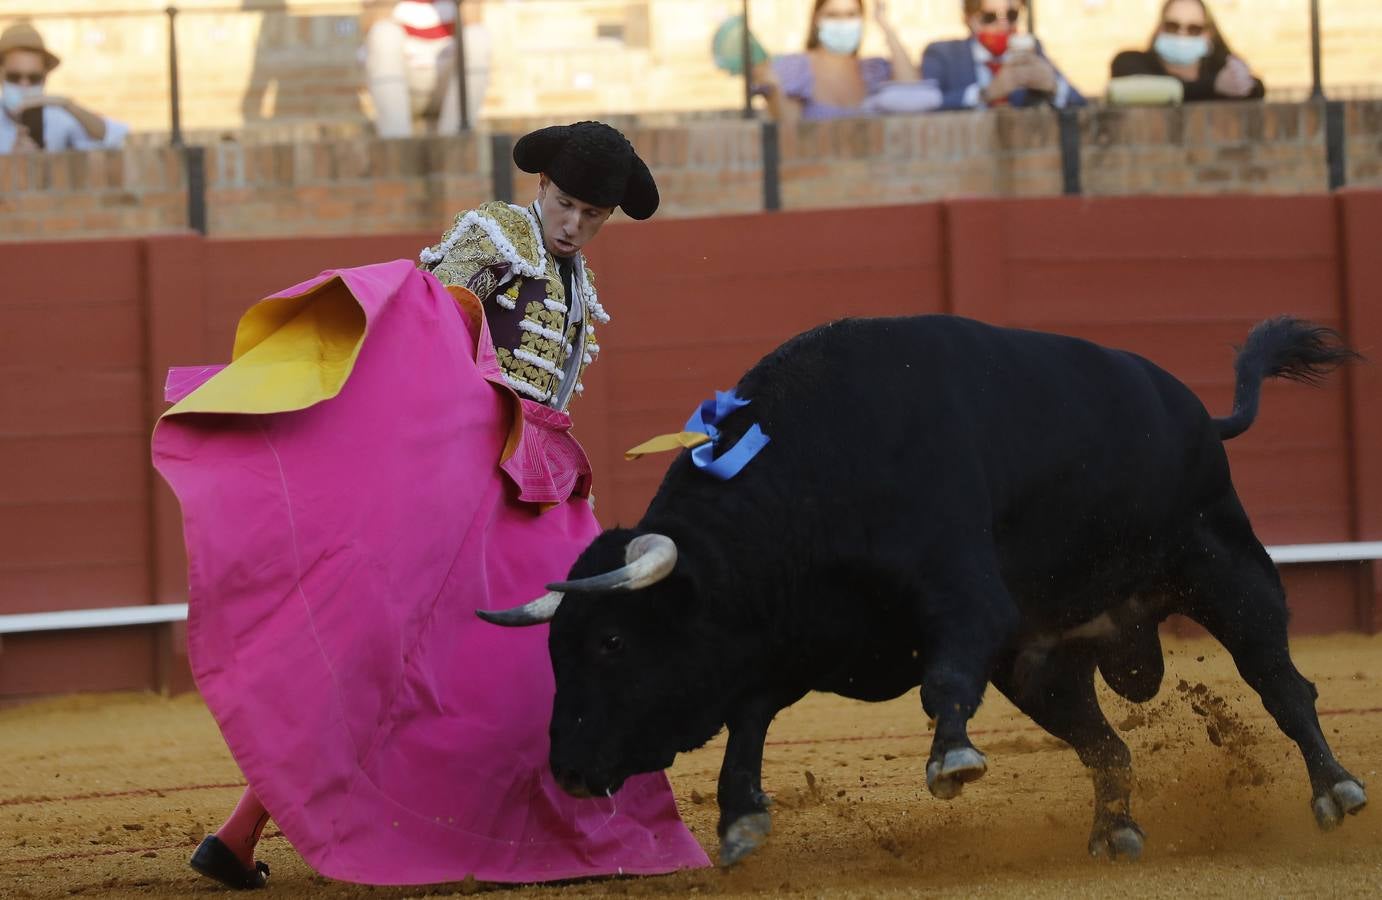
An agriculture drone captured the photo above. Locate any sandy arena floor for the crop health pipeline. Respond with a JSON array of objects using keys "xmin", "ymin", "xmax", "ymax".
[{"xmin": 2, "ymin": 634, "xmax": 1380, "ymax": 899}]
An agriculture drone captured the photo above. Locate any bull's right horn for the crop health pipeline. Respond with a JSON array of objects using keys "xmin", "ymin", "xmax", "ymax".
[
  {"xmin": 546, "ymin": 533, "xmax": 677, "ymax": 593},
  {"xmin": 476, "ymin": 590, "xmax": 564, "ymax": 627}
]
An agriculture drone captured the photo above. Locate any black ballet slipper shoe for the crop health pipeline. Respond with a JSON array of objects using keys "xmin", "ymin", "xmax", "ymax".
[{"xmin": 189, "ymin": 835, "xmax": 270, "ymax": 890}]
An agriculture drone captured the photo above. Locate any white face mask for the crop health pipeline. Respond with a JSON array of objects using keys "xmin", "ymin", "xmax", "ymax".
[
  {"xmin": 1, "ymin": 81, "xmax": 42, "ymax": 115},
  {"xmin": 817, "ymin": 17, "xmax": 863, "ymax": 55},
  {"xmin": 1154, "ymin": 33, "xmax": 1210, "ymax": 67}
]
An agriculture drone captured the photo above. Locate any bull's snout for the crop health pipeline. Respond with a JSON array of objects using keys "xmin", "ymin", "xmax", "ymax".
[
  {"xmin": 552, "ymin": 765, "xmax": 594, "ymax": 798},
  {"xmin": 551, "ymin": 763, "xmax": 624, "ymax": 799}
]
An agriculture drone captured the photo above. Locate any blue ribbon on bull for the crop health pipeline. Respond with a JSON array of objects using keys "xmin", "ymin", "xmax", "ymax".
[{"xmin": 685, "ymin": 390, "xmax": 770, "ymax": 480}]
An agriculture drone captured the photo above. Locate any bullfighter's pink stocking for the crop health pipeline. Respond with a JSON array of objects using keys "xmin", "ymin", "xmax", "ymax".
[{"xmin": 215, "ymin": 787, "xmax": 270, "ymax": 868}]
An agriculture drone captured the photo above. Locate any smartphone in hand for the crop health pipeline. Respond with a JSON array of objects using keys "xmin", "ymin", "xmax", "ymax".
[
  {"xmin": 19, "ymin": 105, "xmax": 44, "ymax": 149},
  {"xmin": 1008, "ymin": 33, "xmax": 1036, "ymax": 55}
]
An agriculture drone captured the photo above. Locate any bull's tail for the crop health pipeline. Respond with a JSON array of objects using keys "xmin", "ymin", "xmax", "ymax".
[{"xmin": 1215, "ymin": 316, "xmax": 1361, "ymax": 441}]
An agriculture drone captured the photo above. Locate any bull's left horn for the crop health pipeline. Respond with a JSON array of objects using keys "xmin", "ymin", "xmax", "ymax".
[
  {"xmin": 546, "ymin": 533, "xmax": 677, "ymax": 593},
  {"xmin": 476, "ymin": 591, "xmax": 564, "ymax": 627}
]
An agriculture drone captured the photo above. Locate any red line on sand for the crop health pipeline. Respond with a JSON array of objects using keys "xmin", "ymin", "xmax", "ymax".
[
  {"xmin": 14, "ymin": 841, "xmax": 189, "ymax": 864},
  {"xmin": 11, "ymin": 831, "xmax": 286, "ymax": 866},
  {"xmin": 0, "ymin": 782, "xmax": 245, "ymax": 809},
  {"xmin": 5, "ymin": 708, "xmax": 1380, "ymax": 811}
]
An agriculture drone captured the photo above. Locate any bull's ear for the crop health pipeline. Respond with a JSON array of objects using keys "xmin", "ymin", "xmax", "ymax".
[{"xmin": 476, "ymin": 591, "xmax": 563, "ymax": 627}]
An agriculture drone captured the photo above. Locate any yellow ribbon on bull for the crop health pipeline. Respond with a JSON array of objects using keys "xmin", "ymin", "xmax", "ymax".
[{"xmin": 624, "ymin": 430, "xmax": 713, "ymax": 461}]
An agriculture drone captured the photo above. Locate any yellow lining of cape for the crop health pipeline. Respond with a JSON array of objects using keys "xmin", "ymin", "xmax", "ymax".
[
  {"xmin": 162, "ymin": 274, "xmax": 367, "ymax": 418},
  {"xmin": 156, "ymin": 275, "xmax": 557, "ymax": 505}
]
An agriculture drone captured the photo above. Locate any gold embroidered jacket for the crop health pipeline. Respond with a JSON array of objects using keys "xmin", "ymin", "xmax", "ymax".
[{"xmin": 419, "ymin": 201, "xmax": 607, "ymax": 410}]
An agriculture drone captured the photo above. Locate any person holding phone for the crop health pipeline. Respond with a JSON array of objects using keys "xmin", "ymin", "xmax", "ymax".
[
  {"xmin": 921, "ymin": 0, "xmax": 1083, "ymax": 110},
  {"xmin": 0, "ymin": 21, "xmax": 127, "ymax": 155},
  {"xmin": 1110, "ymin": 0, "xmax": 1264, "ymax": 103}
]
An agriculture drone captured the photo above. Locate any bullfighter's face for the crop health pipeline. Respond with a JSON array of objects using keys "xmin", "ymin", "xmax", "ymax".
[{"xmin": 535, "ymin": 174, "xmax": 614, "ymax": 259}]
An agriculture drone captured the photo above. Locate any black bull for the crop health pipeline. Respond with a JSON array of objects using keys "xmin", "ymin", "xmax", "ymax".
[{"xmin": 480, "ymin": 314, "xmax": 1368, "ymax": 865}]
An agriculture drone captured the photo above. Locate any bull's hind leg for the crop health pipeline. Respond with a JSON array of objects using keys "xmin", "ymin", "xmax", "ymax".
[
  {"xmin": 1179, "ymin": 516, "xmax": 1367, "ymax": 830},
  {"xmin": 994, "ymin": 646, "xmax": 1145, "ymax": 860}
]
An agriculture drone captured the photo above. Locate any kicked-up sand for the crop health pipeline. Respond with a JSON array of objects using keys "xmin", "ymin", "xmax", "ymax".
[{"xmin": 2, "ymin": 634, "xmax": 1380, "ymax": 899}]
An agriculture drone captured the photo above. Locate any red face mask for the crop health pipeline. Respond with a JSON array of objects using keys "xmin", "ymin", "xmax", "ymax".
[{"xmin": 976, "ymin": 31, "xmax": 1010, "ymax": 57}]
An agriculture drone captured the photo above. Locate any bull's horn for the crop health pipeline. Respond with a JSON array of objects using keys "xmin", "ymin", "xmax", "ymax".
[
  {"xmin": 546, "ymin": 533, "xmax": 677, "ymax": 593},
  {"xmin": 475, "ymin": 590, "xmax": 564, "ymax": 627}
]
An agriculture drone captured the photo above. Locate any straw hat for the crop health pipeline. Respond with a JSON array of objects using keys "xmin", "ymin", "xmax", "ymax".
[{"xmin": 0, "ymin": 22, "xmax": 61, "ymax": 72}]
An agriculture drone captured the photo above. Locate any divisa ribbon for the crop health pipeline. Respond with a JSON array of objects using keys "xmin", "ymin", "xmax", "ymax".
[{"xmin": 624, "ymin": 389, "xmax": 770, "ymax": 480}]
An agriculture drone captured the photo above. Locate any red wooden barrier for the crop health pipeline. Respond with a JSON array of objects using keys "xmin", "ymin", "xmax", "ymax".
[
  {"xmin": 584, "ymin": 205, "xmax": 948, "ymax": 526},
  {"xmin": 1, "ymin": 194, "xmax": 1379, "ymax": 700},
  {"xmin": 948, "ymin": 196, "xmax": 1352, "ymax": 544},
  {"xmin": 1339, "ymin": 190, "xmax": 1382, "ymax": 631}
]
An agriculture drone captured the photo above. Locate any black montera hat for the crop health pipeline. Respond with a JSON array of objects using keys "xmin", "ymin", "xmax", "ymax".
[{"xmin": 513, "ymin": 121, "xmax": 659, "ymax": 220}]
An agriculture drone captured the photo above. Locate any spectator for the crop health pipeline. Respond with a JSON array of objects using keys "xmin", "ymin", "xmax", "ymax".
[
  {"xmin": 0, "ymin": 21, "xmax": 127, "ymax": 154},
  {"xmin": 755, "ymin": 0, "xmax": 938, "ymax": 123},
  {"xmin": 921, "ymin": 0, "xmax": 1084, "ymax": 111},
  {"xmin": 1110, "ymin": 0, "xmax": 1264, "ymax": 102},
  {"xmin": 362, "ymin": 1, "xmax": 491, "ymax": 138}
]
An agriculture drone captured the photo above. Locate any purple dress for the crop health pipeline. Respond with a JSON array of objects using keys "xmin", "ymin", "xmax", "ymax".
[{"xmin": 772, "ymin": 52, "xmax": 893, "ymax": 120}]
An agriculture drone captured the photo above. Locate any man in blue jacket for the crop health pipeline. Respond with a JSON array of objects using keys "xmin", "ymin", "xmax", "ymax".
[{"xmin": 921, "ymin": 0, "xmax": 1083, "ymax": 111}]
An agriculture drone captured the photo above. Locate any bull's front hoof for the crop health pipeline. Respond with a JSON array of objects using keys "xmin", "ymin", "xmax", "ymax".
[
  {"xmin": 1312, "ymin": 779, "xmax": 1368, "ymax": 831},
  {"xmin": 1088, "ymin": 819, "xmax": 1145, "ymax": 862},
  {"xmin": 925, "ymin": 747, "xmax": 987, "ymax": 800},
  {"xmin": 719, "ymin": 812, "xmax": 772, "ymax": 867}
]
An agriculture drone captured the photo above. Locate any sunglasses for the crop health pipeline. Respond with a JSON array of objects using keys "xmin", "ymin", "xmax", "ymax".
[
  {"xmin": 979, "ymin": 9, "xmax": 1021, "ymax": 26},
  {"xmin": 3, "ymin": 71, "xmax": 44, "ymax": 86},
  {"xmin": 1161, "ymin": 21, "xmax": 1206, "ymax": 36}
]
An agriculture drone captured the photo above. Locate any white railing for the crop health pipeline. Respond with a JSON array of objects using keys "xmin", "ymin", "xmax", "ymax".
[
  {"xmin": 0, "ymin": 542, "xmax": 1379, "ymax": 636},
  {"xmin": 1266, "ymin": 542, "xmax": 1382, "ymax": 564},
  {"xmin": 0, "ymin": 603, "xmax": 188, "ymax": 635}
]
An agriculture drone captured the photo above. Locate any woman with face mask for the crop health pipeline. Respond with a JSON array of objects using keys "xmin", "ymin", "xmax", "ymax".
[
  {"xmin": 754, "ymin": 0, "xmax": 936, "ymax": 123},
  {"xmin": 1110, "ymin": 0, "xmax": 1263, "ymax": 102}
]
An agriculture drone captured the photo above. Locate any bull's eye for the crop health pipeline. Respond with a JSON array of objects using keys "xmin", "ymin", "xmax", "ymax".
[{"xmin": 600, "ymin": 634, "xmax": 625, "ymax": 657}]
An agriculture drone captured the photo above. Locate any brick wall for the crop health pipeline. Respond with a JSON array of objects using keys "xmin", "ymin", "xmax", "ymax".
[
  {"xmin": 1079, "ymin": 102, "xmax": 1332, "ymax": 195},
  {"xmin": 2, "ymin": 1, "xmax": 1380, "ymax": 135},
  {"xmin": 4, "ymin": 101, "xmax": 1379, "ymax": 241}
]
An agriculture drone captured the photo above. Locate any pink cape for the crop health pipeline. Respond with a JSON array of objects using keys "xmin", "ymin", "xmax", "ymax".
[{"xmin": 151, "ymin": 260, "xmax": 709, "ymax": 885}]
